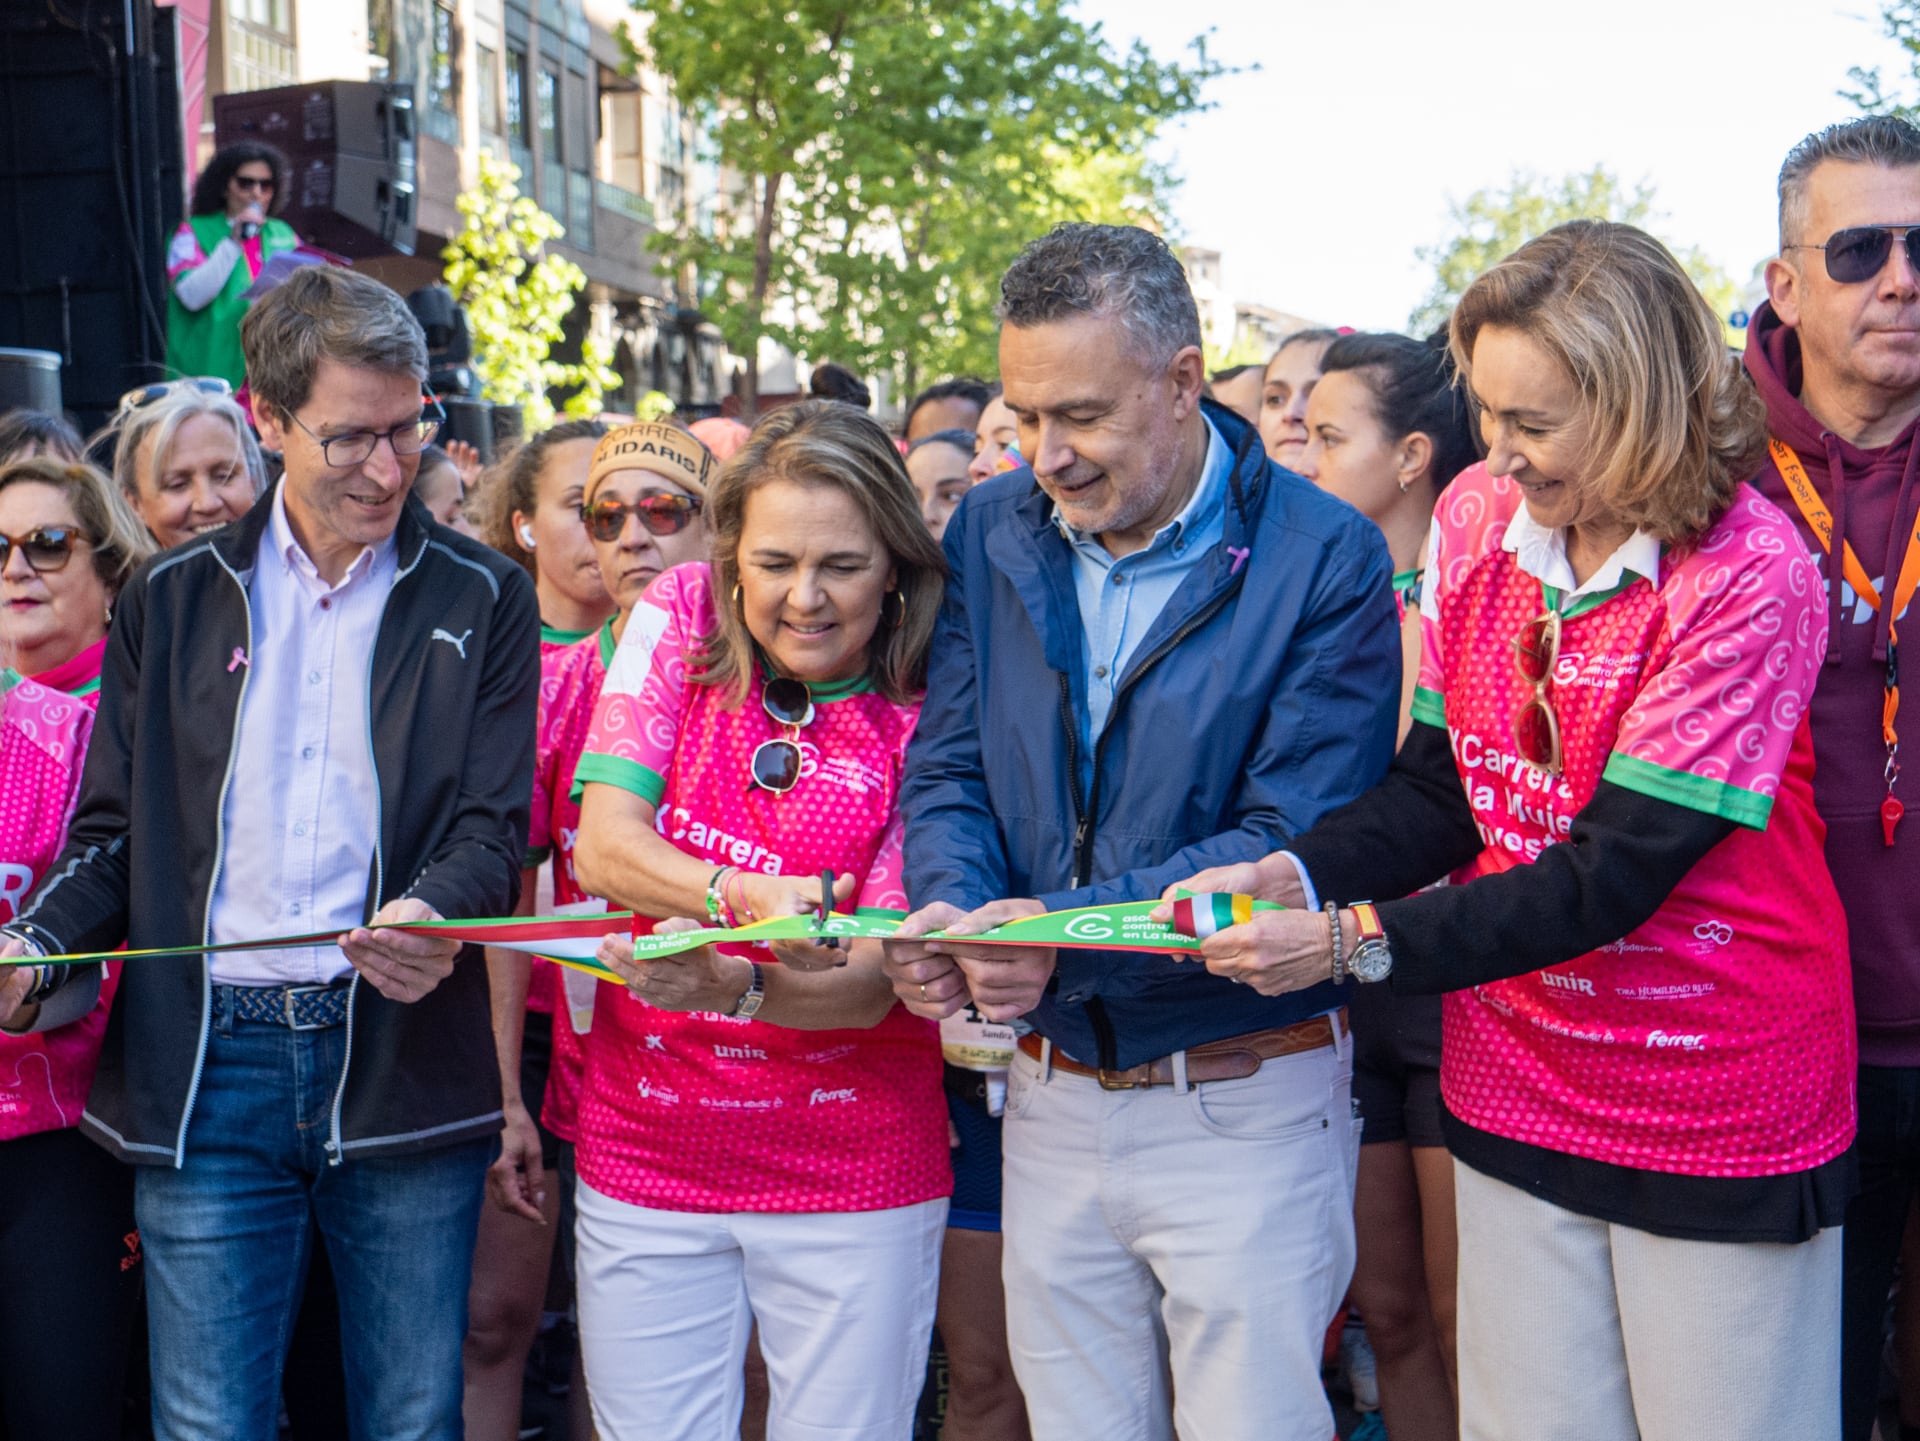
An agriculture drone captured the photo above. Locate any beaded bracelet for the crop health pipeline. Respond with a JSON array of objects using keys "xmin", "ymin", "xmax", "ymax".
[
  {"xmin": 725, "ymin": 868, "xmax": 756, "ymax": 925},
  {"xmin": 706, "ymin": 866, "xmax": 737, "ymax": 925},
  {"xmin": 1324, "ymin": 901, "xmax": 1346, "ymax": 984}
]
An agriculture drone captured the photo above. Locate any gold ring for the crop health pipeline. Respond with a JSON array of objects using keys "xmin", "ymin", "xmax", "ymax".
[{"xmin": 920, "ymin": 982, "xmax": 929, "ymax": 1001}]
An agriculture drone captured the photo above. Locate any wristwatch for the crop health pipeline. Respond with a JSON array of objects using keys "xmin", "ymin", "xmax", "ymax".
[
  {"xmin": 727, "ymin": 961, "xmax": 766, "ymax": 1019},
  {"xmin": 1348, "ymin": 903, "xmax": 1393, "ymax": 984}
]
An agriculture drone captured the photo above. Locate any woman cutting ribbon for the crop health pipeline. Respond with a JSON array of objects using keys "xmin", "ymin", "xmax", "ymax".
[
  {"xmin": 568, "ymin": 401, "xmax": 950, "ymax": 1441},
  {"xmin": 1159, "ymin": 222, "xmax": 1855, "ymax": 1438}
]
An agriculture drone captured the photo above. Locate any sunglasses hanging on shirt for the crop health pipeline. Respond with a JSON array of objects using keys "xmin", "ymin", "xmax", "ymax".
[{"xmin": 750, "ymin": 676, "xmax": 815, "ymax": 794}]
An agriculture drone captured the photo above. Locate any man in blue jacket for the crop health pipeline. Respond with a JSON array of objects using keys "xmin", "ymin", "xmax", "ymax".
[{"xmin": 883, "ymin": 224, "xmax": 1400, "ymax": 1440}]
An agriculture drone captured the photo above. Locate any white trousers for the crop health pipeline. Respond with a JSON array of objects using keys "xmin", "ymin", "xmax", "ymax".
[
  {"xmin": 1000, "ymin": 1033, "xmax": 1360, "ymax": 1441},
  {"xmin": 574, "ymin": 1182, "xmax": 946, "ymax": 1441},
  {"xmin": 1455, "ymin": 1160, "xmax": 1842, "ymax": 1441}
]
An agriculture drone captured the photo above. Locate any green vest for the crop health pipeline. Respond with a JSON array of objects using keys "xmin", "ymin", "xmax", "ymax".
[{"xmin": 165, "ymin": 213, "xmax": 299, "ymax": 389}]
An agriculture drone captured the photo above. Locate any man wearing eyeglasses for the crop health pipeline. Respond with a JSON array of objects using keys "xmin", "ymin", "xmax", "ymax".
[
  {"xmin": 0, "ymin": 264, "xmax": 538, "ymax": 1439},
  {"xmin": 1748, "ymin": 115, "xmax": 1920, "ymax": 1441}
]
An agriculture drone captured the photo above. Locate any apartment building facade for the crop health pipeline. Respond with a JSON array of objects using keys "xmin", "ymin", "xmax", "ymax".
[{"xmin": 190, "ymin": 0, "xmax": 737, "ymax": 411}]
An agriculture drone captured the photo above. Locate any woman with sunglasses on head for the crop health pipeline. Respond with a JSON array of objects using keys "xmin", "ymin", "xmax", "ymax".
[
  {"xmin": 567, "ymin": 401, "xmax": 949, "ymax": 1441},
  {"xmin": 0, "ymin": 458, "xmax": 154, "ymax": 1439},
  {"xmin": 111, "ymin": 381, "xmax": 266, "ymax": 550},
  {"xmin": 166, "ymin": 142, "xmax": 300, "ymax": 391},
  {"xmin": 483, "ymin": 419, "xmax": 614, "ymax": 652},
  {"xmin": 1294, "ymin": 330, "xmax": 1478, "ymax": 1441},
  {"xmin": 1158, "ymin": 221, "xmax": 1854, "ymax": 1439},
  {"xmin": 466, "ymin": 423, "xmax": 713, "ymax": 1441}
]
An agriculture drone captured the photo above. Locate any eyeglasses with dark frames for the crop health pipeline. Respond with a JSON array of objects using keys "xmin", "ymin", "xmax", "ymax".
[
  {"xmin": 283, "ymin": 396, "xmax": 446, "ymax": 469},
  {"xmin": 232, "ymin": 175, "xmax": 275, "ymax": 193}
]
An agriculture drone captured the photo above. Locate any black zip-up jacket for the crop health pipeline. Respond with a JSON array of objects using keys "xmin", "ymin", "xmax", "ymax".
[{"xmin": 12, "ymin": 486, "xmax": 538, "ymax": 1166}]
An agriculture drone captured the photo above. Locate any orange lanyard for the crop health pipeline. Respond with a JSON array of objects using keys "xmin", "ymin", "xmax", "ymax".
[{"xmin": 1772, "ymin": 439, "xmax": 1920, "ymax": 843}]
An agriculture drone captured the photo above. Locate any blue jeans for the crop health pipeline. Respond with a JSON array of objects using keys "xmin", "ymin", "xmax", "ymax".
[{"xmin": 135, "ymin": 988, "xmax": 491, "ymax": 1441}]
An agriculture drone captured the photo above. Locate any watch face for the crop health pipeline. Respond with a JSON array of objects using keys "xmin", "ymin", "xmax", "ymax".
[{"xmin": 1352, "ymin": 940, "xmax": 1393, "ymax": 984}]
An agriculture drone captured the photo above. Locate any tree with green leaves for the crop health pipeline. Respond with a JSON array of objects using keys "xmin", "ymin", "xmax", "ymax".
[
  {"xmin": 636, "ymin": 0, "xmax": 1220, "ymax": 410},
  {"xmin": 1408, "ymin": 167, "xmax": 1739, "ymax": 339},
  {"xmin": 1843, "ymin": 1, "xmax": 1920, "ymax": 118},
  {"xmin": 441, "ymin": 150, "xmax": 620, "ymax": 429}
]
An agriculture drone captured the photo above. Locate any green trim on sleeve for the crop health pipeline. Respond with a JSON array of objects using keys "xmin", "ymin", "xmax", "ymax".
[
  {"xmin": 570, "ymin": 751, "xmax": 666, "ymax": 807},
  {"xmin": 1602, "ymin": 752, "xmax": 1775, "ymax": 831},
  {"xmin": 1410, "ymin": 685, "xmax": 1448, "ymax": 729}
]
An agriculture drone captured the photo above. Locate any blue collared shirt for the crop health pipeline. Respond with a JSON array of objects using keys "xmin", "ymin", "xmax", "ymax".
[{"xmin": 1055, "ymin": 417, "xmax": 1232, "ymax": 763}]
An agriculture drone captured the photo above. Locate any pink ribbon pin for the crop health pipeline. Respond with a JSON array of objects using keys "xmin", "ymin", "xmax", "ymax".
[
  {"xmin": 1226, "ymin": 545, "xmax": 1251, "ymax": 576},
  {"xmin": 227, "ymin": 648, "xmax": 249, "ymax": 673}
]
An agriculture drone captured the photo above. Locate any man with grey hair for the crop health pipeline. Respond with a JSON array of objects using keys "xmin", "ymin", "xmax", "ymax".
[
  {"xmin": 1746, "ymin": 115, "xmax": 1920, "ymax": 1441},
  {"xmin": 882, "ymin": 223, "xmax": 1400, "ymax": 1438},
  {"xmin": 0, "ymin": 264, "xmax": 538, "ymax": 1439}
]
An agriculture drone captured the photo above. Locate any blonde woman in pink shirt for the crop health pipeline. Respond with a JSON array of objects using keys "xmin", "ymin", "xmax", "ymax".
[
  {"xmin": 570, "ymin": 401, "xmax": 951, "ymax": 1441},
  {"xmin": 1162, "ymin": 223, "xmax": 1854, "ymax": 1439}
]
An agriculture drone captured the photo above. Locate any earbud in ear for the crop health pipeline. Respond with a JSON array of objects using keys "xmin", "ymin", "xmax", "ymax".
[{"xmin": 518, "ymin": 524, "xmax": 536, "ymax": 549}]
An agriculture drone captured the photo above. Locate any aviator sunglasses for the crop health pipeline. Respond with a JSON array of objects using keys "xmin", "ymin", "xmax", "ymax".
[
  {"xmin": 1789, "ymin": 224, "xmax": 1920, "ymax": 284},
  {"xmin": 580, "ymin": 493, "xmax": 702, "ymax": 541},
  {"xmin": 1511, "ymin": 608, "xmax": 1564, "ymax": 776},
  {"xmin": 750, "ymin": 676, "xmax": 815, "ymax": 794}
]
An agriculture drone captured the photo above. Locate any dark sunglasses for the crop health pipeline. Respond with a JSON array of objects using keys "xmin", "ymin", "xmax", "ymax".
[
  {"xmin": 233, "ymin": 175, "xmax": 275, "ymax": 192},
  {"xmin": 0, "ymin": 526, "xmax": 86, "ymax": 575},
  {"xmin": 1511, "ymin": 609, "xmax": 1563, "ymax": 776},
  {"xmin": 750, "ymin": 677, "xmax": 816, "ymax": 794},
  {"xmin": 581, "ymin": 493, "xmax": 701, "ymax": 541},
  {"xmin": 1790, "ymin": 225, "xmax": 1920, "ymax": 284},
  {"xmin": 116, "ymin": 376, "xmax": 233, "ymax": 420}
]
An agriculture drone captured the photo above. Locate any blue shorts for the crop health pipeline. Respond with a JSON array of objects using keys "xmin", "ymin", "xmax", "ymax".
[{"xmin": 944, "ymin": 1067, "xmax": 1004, "ymax": 1232}]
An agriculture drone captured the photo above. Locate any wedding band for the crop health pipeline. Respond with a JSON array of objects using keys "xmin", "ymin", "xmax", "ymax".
[{"xmin": 920, "ymin": 982, "xmax": 929, "ymax": 1000}]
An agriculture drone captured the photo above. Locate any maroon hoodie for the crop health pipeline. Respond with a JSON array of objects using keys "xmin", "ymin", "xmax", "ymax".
[{"xmin": 1746, "ymin": 301, "xmax": 1920, "ymax": 1066}]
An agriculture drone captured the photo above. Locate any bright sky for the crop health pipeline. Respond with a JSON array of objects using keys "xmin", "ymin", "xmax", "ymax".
[{"xmin": 1080, "ymin": 0, "xmax": 1915, "ymax": 332}]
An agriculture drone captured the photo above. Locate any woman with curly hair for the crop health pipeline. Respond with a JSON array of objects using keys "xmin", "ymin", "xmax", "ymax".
[{"xmin": 166, "ymin": 142, "xmax": 300, "ymax": 389}]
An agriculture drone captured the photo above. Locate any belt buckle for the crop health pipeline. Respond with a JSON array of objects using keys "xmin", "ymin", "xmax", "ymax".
[
  {"xmin": 282, "ymin": 984, "xmax": 327, "ymax": 1031},
  {"xmin": 1096, "ymin": 1067, "xmax": 1141, "ymax": 1091}
]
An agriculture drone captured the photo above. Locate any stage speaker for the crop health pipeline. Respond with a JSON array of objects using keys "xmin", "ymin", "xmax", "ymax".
[
  {"xmin": 0, "ymin": 0, "xmax": 184, "ymax": 431},
  {"xmin": 213, "ymin": 81, "xmax": 417, "ymax": 258}
]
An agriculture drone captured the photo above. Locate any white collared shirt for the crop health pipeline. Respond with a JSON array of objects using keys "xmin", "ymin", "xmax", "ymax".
[
  {"xmin": 204, "ymin": 488, "xmax": 397, "ymax": 985},
  {"xmin": 1497, "ymin": 503, "xmax": 1662, "ymax": 602}
]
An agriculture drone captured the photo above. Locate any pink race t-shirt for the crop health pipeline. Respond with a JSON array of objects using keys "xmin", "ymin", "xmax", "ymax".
[
  {"xmin": 570, "ymin": 563, "xmax": 947, "ymax": 1214},
  {"xmin": 0, "ymin": 674, "xmax": 117, "ymax": 1142},
  {"xmin": 1413, "ymin": 466, "xmax": 1853, "ymax": 1178},
  {"xmin": 525, "ymin": 623, "xmax": 617, "ymax": 1139}
]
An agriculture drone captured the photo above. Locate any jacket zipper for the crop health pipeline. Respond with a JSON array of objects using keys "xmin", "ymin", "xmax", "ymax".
[
  {"xmin": 180, "ymin": 551, "xmax": 256, "ymax": 1166},
  {"xmin": 326, "ymin": 541, "xmax": 423, "ymax": 1163},
  {"xmin": 1064, "ymin": 584, "xmax": 1241, "ymax": 1072}
]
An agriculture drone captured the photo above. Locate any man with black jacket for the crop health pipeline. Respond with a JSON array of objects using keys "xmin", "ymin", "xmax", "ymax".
[{"xmin": 0, "ymin": 266, "xmax": 537, "ymax": 1440}]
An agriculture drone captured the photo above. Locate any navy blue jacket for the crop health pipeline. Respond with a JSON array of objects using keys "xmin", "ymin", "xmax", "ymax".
[{"xmin": 900, "ymin": 402, "xmax": 1400, "ymax": 1069}]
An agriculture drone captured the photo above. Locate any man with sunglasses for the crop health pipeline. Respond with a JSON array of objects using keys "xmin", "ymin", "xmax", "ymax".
[
  {"xmin": 0, "ymin": 264, "xmax": 537, "ymax": 1440},
  {"xmin": 1749, "ymin": 115, "xmax": 1920, "ymax": 1441}
]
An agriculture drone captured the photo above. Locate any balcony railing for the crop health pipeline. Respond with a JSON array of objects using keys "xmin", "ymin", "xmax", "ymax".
[{"xmin": 595, "ymin": 180, "xmax": 654, "ymax": 227}]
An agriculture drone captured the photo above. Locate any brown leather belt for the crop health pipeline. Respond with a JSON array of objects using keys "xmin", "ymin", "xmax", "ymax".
[{"xmin": 1016, "ymin": 1011, "xmax": 1342, "ymax": 1091}]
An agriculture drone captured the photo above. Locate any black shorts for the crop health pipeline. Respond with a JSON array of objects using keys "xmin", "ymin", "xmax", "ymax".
[
  {"xmin": 522, "ymin": 1008, "xmax": 563, "ymax": 1173},
  {"xmin": 1350, "ymin": 983, "xmax": 1445, "ymax": 1149}
]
